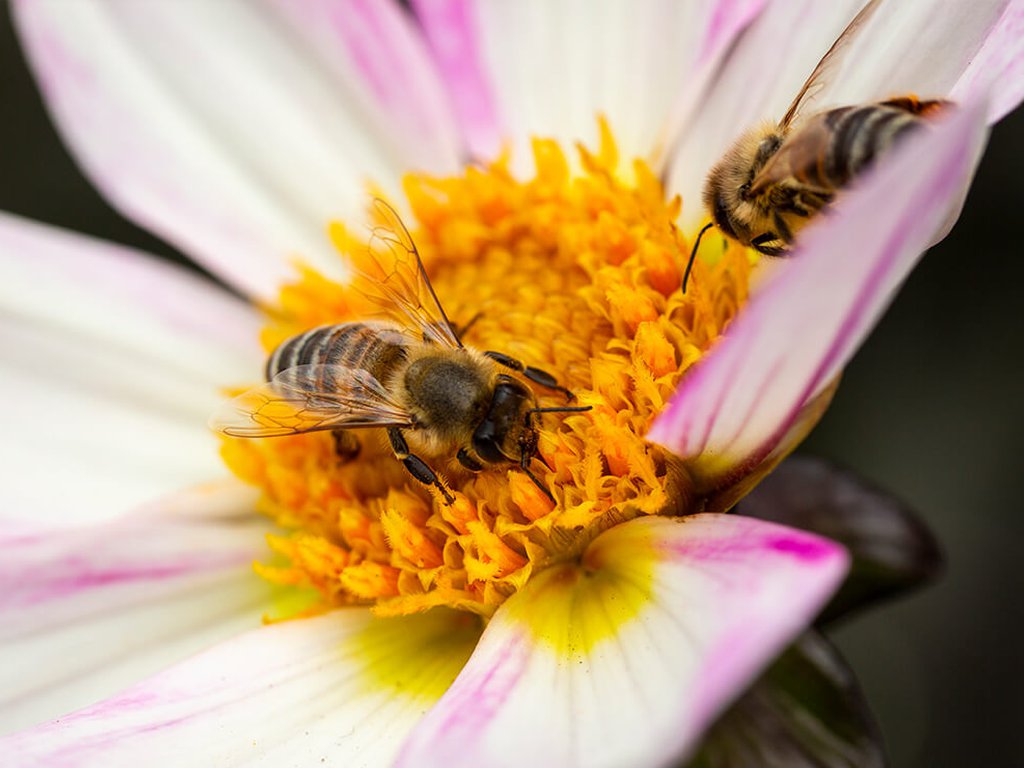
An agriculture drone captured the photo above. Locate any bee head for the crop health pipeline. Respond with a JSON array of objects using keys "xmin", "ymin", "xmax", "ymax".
[
  {"xmin": 472, "ymin": 374, "xmax": 535, "ymax": 464},
  {"xmin": 703, "ymin": 125, "xmax": 784, "ymax": 248}
]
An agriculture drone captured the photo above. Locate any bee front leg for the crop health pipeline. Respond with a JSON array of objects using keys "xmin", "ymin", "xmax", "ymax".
[
  {"xmin": 456, "ymin": 447, "xmax": 483, "ymax": 472},
  {"xmin": 483, "ymin": 351, "xmax": 574, "ymax": 402},
  {"xmin": 750, "ymin": 233, "xmax": 787, "ymax": 256},
  {"xmin": 387, "ymin": 427, "xmax": 454, "ymax": 504}
]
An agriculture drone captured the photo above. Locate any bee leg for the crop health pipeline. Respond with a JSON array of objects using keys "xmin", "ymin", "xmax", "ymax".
[
  {"xmin": 387, "ymin": 427, "xmax": 454, "ymax": 504},
  {"xmin": 483, "ymin": 351, "xmax": 575, "ymax": 402},
  {"xmin": 518, "ymin": 450, "xmax": 555, "ymax": 503},
  {"xmin": 772, "ymin": 214, "xmax": 793, "ymax": 243},
  {"xmin": 750, "ymin": 233, "xmax": 787, "ymax": 256},
  {"xmin": 777, "ymin": 197, "xmax": 809, "ymax": 218},
  {"xmin": 457, "ymin": 447, "xmax": 483, "ymax": 472},
  {"xmin": 795, "ymin": 192, "xmax": 827, "ymax": 217},
  {"xmin": 332, "ymin": 430, "xmax": 361, "ymax": 463},
  {"xmin": 520, "ymin": 465, "xmax": 555, "ymax": 503}
]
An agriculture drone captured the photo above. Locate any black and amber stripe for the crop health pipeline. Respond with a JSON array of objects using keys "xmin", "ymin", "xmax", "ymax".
[
  {"xmin": 816, "ymin": 104, "xmax": 925, "ymax": 189},
  {"xmin": 265, "ymin": 322, "xmax": 410, "ymax": 388}
]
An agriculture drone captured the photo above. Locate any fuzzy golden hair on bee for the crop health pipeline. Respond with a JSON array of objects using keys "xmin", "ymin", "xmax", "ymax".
[
  {"xmin": 703, "ymin": 122, "xmax": 785, "ymax": 249},
  {"xmin": 390, "ymin": 344, "xmax": 496, "ymax": 457},
  {"xmin": 683, "ymin": 123, "xmax": 790, "ymax": 293}
]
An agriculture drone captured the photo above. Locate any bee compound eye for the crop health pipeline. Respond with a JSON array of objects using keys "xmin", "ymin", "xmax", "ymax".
[
  {"xmin": 757, "ymin": 135, "xmax": 782, "ymax": 161},
  {"xmin": 471, "ymin": 429, "xmax": 505, "ymax": 464},
  {"xmin": 712, "ymin": 193, "xmax": 737, "ymax": 239}
]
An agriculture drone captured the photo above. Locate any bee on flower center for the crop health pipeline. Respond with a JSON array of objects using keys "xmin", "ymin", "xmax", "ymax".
[
  {"xmin": 685, "ymin": 0, "xmax": 950, "ymax": 289},
  {"xmin": 211, "ymin": 201, "xmax": 589, "ymax": 504}
]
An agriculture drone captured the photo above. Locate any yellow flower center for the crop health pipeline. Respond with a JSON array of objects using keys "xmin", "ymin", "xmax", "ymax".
[{"xmin": 220, "ymin": 121, "xmax": 754, "ymax": 619}]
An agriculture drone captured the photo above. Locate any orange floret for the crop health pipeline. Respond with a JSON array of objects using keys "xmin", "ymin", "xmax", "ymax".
[{"xmin": 220, "ymin": 120, "xmax": 753, "ymax": 618}]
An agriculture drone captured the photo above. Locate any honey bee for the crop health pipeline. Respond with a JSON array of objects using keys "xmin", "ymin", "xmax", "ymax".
[
  {"xmin": 685, "ymin": 0, "xmax": 948, "ymax": 289},
  {"xmin": 210, "ymin": 200, "xmax": 589, "ymax": 505}
]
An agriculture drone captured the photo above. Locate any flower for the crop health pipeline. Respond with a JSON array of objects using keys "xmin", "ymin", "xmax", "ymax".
[
  {"xmin": 694, "ymin": 454, "xmax": 943, "ymax": 768},
  {"xmin": 1, "ymin": 1, "xmax": 1021, "ymax": 766}
]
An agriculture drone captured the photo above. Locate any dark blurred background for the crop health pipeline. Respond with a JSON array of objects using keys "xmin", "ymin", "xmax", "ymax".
[{"xmin": 2, "ymin": 8, "xmax": 1021, "ymax": 767}]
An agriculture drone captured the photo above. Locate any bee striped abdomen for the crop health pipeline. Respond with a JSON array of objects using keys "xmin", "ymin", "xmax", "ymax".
[
  {"xmin": 821, "ymin": 104, "xmax": 923, "ymax": 188},
  {"xmin": 266, "ymin": 322, "xmax": 409, "ymax": 387}
]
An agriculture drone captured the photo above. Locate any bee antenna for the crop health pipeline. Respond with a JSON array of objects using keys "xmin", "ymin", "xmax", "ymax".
[
  {"xmin": 526, "ymin": 405, "xmax": 593, "ymax": 417},
  {"xmin": 520, "ymin": 461, "xmax": 555, "ymax": 503},
  {"xmin": 683, "ymin": 222, "xmax": 714, "ymax": 294},
  {"xmin": 518, "ymin": 431, "xmax": 556, "ymax": 503}
]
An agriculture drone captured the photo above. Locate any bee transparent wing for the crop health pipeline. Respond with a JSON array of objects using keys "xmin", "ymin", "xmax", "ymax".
[
  {"xmin": 750, "ymin": 113, "xmax": 837, "ymax": 196},
  {"xmin": 779, "ymin": 0, "xmax": 884, "ymax": 129},
  {"xmin": 210, "ymin": 364, "xmax": 414, "ymax": 438},
  {"xmin": 353, "ymin": 199, "xmax": 463, "ymax": 350}
]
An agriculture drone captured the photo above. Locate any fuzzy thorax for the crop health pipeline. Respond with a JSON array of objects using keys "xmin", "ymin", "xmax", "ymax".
[{"xmin": 398, "ymin": 347, "xmax": 495, "ymax": 458}]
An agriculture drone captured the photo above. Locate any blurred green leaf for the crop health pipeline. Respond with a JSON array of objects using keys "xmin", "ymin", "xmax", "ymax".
[
  {"xmin": 737, "ymin": 455, "xmax": 941, "ymax": 624},
  {"xmin": 686, "ymin": 632, "xmax": 886, "ymax": 768}
]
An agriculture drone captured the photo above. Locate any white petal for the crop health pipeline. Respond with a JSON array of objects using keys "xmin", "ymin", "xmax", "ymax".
[
  {"xmin": 416, "ymin": 0, "xmax": 765, "ymax": 172},
  {"xmin": 13, "ymin": 0, "xmax": 461, "ymax": 299},
  {"xmin": 772, "ymin": 0, "xmax": 1010, "ymax": 137},
  {"xmin": 0, "ymin": 212, "xmax": 261, "ymax": 384},
  {"xmin": 3, "ymin": 608, "xmax": 482, "ymax": 767},
  {"xmin": 0, "ymin": 214, "xmax": 261, "ymax": 524},
  {"xmin": 398, "ymin": 514, "xmax": 848, "ymax": 768},
  {"xmin": 650, "ymin": 101, "xmax": 989, "ymax": 489},
  {"xmin": 410, "ymin": 0, "xmax": 504, "ymax": 159},
  {"xmin": 785, "ymin": 0, "xmax": 1009, "ymax": 118},
  {"xmin": 0, "ymin": 481, "xmax": 272, "ymax": 734}
]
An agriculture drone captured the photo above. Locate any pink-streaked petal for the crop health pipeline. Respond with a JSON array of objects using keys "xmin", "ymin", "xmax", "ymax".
[
  {"xmin": 267, "ymin": 0, "xmax": 462, "ymax": 169},
  {"xmin": 3, "ymin": 608, "xmax": 482, "ymax": 767},
  {"xmin": 650, "ymin": 101, "xmax": 989, "ymax": 490},
  {"xmin": 704, "ymin": 381, "xmax": 838, "ymax": 513},
  {"xmin": 411, "ymin": 0, "xmax": 504, "ymax": 160},
  {"xmin": 416, "ymin": 0, "xmax": 765, "ymax": 172},
  {"xmin": 951, "ymin": 0, "xmax": 1024, "ymax": 122},
  {"xmin": 13, "ymin": 0, "xmax": 460, "ymax": 299},
  {"xmin": 0, "ymin": 214, "xmax": 261, "ymax": 524},
  {"xmin": 0, "ymin": 481, "xmax": 273, "ymax": 734},
  {"xmin": 398, "ymin": 514, "xmax": 848, "ymax": 768},
  {"xmin": 655, "ymin": 0, "xmax": 769, "ymax": 171}
]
